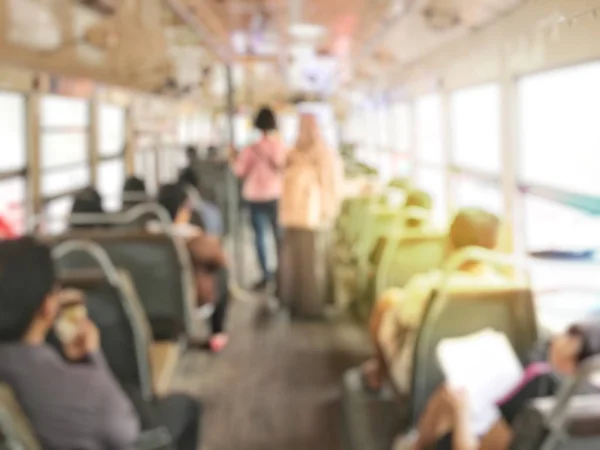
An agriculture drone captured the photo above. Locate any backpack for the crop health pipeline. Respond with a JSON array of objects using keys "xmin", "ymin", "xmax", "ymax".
[{"xmin": 280, "ymin": 154, "xmax": 321, "ymax": 229}]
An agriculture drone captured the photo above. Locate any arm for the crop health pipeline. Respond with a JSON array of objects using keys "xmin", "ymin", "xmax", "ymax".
[
  {"xmin": 232, "ymin": 147, "xmax": 252, "ymax": 178},
  {"xmin": 96, "ymin": 352, "xmax": 141, "ymax": 448}
]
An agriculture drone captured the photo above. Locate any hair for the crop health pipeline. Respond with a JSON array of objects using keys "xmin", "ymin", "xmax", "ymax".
[
  {"xmin": 123, "ymin": 176, "xmax": 146, "ymax": 195},
  {"xmin": 158, "ymin": 183, "xmax": 189, "ymax": 221},
  {"xmin": 0, "ymin": 237, "xmax": 57, "ymax": 341},
  {"xmin": 186, "ymin": 145, "xmax": 198, "ymax": 161},
  {"xmin": 568, "ymin": 323, "xmax": 600, "ymax": 363},
  {"xmin": 207, "ymin": 146, "xmax": 219, "ymax": 159},
  {"xmin": 70, "ymin": 187, "xmax": 104, "ymax": 229},
  {"xmin": 449, "ymin": 208, "xmax": 500, "ymax": 250},
  {"xmin": 404, "ymin": 190, "xmax": 433, "ymax": 228},
  {"xmin": 178, "ymin": 168, "xmax": 198, "ymax": 189},
  {"xmin": 253, "ymin": 106, "xmax": 277, "ymax": 132}
]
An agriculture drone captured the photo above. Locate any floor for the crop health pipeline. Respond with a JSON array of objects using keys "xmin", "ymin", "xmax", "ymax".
[{"xmin": 172, "ymin": 298, "xmax": 371, "ymax": 450}]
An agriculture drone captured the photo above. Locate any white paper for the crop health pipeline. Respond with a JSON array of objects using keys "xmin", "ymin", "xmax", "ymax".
[{"xmin": 437, "ymin": 328, "xmax": 524, "ymax": 435}]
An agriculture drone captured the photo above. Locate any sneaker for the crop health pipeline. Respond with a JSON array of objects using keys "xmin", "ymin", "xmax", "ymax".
[{"xmin": 209, "ymin": 334, "xmax": 229, "ymax": 353}]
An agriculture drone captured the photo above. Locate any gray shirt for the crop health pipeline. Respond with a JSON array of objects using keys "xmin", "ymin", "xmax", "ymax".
[{"xmin": 0, "ymin": 343, "xmax": 140, "ymax": 449}]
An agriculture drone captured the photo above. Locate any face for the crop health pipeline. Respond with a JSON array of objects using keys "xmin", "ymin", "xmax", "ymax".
[
  {"xmin": 36, "ymin": 287, "xmax": 61, "ymax": 332},
  {"xmin": 549, "ymin": 332, "xmax": 582, "ymax": 375}
]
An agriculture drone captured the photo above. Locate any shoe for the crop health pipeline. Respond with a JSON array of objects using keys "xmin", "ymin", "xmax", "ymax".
[{"xmin": 209, "ymin": 334, "xmax": 229, "ymax": 353}]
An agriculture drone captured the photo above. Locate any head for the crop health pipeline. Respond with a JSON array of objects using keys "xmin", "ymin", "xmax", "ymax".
[
  {"xmin": 122, "ymin": 176, "xmax": 147, "ymax": 209},
  {"xmin": 70, "ymin": 187, "xmax": 104, "ymax": 229},
  {"xmin": 207, "ymin": 146, "xmax": 219, "ymax": 160},
  {"xmin": 158, "ymin": 183, "xmax": 192, "ymax": 225},
  {"xmin": 295, "ymin": 113, "xmax": 324, "ymax": 153},
  {"xmin": 549, "ymin": 322, "xmax": 600, "ymax": 375},
  {"xmin": 178, "ymin": 168, "xmax": 198, "ymax": 189},
  {"xmin": 449, "ymin": 208, "xmax": 500, "ymax": 252},
  {"xmin": 0, "ymin": 237, "xmax": 60, "ymax": 343},
  {"xmin": 186, "ymin": 145, "xmax": 198, "ymax": 163},
  {"xmin": 254, "ymin": 107, "xmax": 277, "ymax": 134},
  {"xmin": 404, "ymin": 190, "xmax": 433, "ymax": 228}
]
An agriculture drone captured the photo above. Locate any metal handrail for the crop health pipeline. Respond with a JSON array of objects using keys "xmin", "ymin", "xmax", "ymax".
[{"xmin": 52, "ymin": 240, "xmax": 121, "ymax": 286}]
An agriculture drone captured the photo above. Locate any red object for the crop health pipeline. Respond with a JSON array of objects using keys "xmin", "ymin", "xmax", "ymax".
[{"xmin": 0, "ymin": 216, "xmax": 16, "ymax": 239}]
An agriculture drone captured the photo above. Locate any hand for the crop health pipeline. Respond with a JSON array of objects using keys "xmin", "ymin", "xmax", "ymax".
[{"xmin": 62, "ymin": 319, "xmax": 100, "ymax": 361}]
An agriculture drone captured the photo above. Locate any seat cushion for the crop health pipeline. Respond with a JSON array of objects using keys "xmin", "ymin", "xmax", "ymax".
[{"xmin": 150, "ymin": 342, "xmax": 180, "ymax": 397}]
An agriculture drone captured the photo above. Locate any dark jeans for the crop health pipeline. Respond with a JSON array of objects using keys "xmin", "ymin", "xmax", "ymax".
[
  {"xmin": 248, "ymin": 200, "xmax": 280, "ymax": 280},
  {"xmin": 211, "ymin": 268, "xmax": 229, "ymax": 335}
]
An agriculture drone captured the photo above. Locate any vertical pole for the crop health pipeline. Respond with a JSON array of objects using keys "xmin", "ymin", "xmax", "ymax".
[
  {"xmin": 441, "ymin": 89, "xmax": 454, "ymax": 219},
  {"xmin": 89, "ymin": 95, "xmax": 99, "ymax": 186},
  {"xmin": 27, "ymin": 91, "xmax": 41, "ymax": 231},
  {"xmin": 225, "ymin": 64, "xmax": 243, "ymax": 285}
]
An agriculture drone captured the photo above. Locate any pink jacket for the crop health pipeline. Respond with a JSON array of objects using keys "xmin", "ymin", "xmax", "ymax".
[{"xmin": 234, "ymin": 136, "xmax": 287, "ymax": 202}]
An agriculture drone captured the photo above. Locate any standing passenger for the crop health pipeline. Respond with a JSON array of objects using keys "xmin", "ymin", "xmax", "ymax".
[
  {"xmin": 278, "ymin": 113, "xmax": 344, "ymax": 317},
  {"xmin": 231, "ymin": 107, "xmax": 287, "ymax": 290}
]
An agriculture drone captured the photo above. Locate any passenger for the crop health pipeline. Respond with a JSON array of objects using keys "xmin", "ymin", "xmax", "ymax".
[
  {"xmin": 157, "ymin": 183, "xmax": 230, "ymax": 351},
  {"xmin": 398, "ymin": 321, "xmax": 600, "ymax": 450},
  {"xmin": 231, "ymin": 106, "xmax": 287, "ymax": 290},
  {"xmin": 0, "ymin": 237, "xmax": 140, "ymax": 449},
  {"xmin": 69, "ymin": 186, "xmax": 105, "ymax": 229},
  {"xmin": 180, "ymin": 145, "xmax": 201, "ymax": 189},
  {"xmin": 178, "ymin": 171, "xmax": 224, "ymax": 239},
  {"xmin": 362, "ymin": 208, "xmax": 505, "ymax": 393},
  {"xmin": 278, "ymin": 113, "xmax": 344, "ymax": 315},
  {"xmin": 122, "ymin": 176, "xmax": 148, "ymax": 210}
]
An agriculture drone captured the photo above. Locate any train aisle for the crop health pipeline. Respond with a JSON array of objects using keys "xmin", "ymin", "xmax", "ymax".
[{"xmin": 172, "ymin": 229, "xmax": 371, "ymax": 450}]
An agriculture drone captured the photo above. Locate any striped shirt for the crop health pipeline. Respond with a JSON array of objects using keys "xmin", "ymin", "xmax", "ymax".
[{"xmin": 0, "ymin": 343, "xmax": 140, "ymax": 450}]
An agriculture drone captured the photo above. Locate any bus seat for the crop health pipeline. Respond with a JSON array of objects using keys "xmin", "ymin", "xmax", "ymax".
[
  {"xmin": 48, "ymin": 229, "xmax": 195, "ymax": 341},
  {"xmin": 378, "ymin": 233, "xmax": 447, "ymax": 295},
  {"xmin": 0, "ymin": 383, "xmax": 41, "ymax": 450},
  {"xmin": 410, "ymin": 285, "xmax": 538, "ymax": 424},
  {"xmin": 59, "ymin": 269, "xmax": 154, "ymax": 402}
]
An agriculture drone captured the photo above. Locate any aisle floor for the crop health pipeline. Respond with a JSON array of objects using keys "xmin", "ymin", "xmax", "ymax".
[{"xmin": 172, "ymin": 298, "xmax": 371, "ymax": 450}]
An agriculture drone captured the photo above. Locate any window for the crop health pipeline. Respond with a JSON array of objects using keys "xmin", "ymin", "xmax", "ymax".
[
  {"xmin": 414, "ymin": 167, "xmax": 447, "ymax": 226},
  {"xmin": 519, "ymin": 62, "xmax": 600, "ymax": 196},
  {"xmin": 98, "ymin": 160, "xmax": 125, "ymax": 211},
  {"xmin": 451, "ymin": 84, "xmax": 501, "ymax": 174},
  {"xmin": 0, "ymin": 91, "xmax": 27, "ymax": 234},
  {"xmin": 44, "ymin": 197, "xmax": 73, "ymax": 235},
  {"xmin": 280, "ymin": 113, "xmax": 299, "ymax": 147},
  {"xmin": 389, "ymin": 102, "xmax": 412, "ymax": 153},
  {"xmin": 519, "ymin": 63, "xmax": 600, "ymax": 252},
  {"xmin": 452, "ymin": 175, "xmax": 503, "ymax": 215},
  {"xmin": 415, "ymin": 95, "xmax": 443, "ymax": 165},
  {"xmin": 99, "ymin": 104, "xmax": 126, "ymax": 158},
  {"xmin": 135, "ymin": 150, "xmax": 157, "ymax": 196},
  {"xmin": 40, "ymin": 95, "xmax": 90, "ymax": 198}
]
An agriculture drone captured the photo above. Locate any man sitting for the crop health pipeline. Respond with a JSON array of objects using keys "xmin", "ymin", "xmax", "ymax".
[
  {"xmin": 362, "ymin": 208, "xmax": 506, "ymax": 393},
  {"xmin": 0, "ymin": 237, "xmax": 140, "ymax": 449}
]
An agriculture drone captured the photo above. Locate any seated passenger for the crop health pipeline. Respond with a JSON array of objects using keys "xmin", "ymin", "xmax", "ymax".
[
  {"xmin": 363, "ymin": 208, "xmax": 505, "ymax": 393},
  {"xmin": 0, "ymin": 237, "xmax": 140, "ymax": 449},
  {"xmin": 178, "ymin": 172, "xmax": 224, "ymax": 239},
  {"xmin": 399, "ymin": 321, "xmax": 600, "ymax": 450},
  {"xmin": 122, "ymin": 176, "xmax": 148, "ymax": 210},
  {"xmin": 158, "ymin": 183, "xmax": 230, "ymax": 352},
  {"xmin": 69, "ymin": 186, "xmax": 105, "ymax": 229}
]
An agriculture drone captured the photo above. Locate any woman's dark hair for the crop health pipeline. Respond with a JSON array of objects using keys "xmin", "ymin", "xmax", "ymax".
[
  {"xmin": 70, "ymin": 187, "xmax": 104, "ymax": 229},
  {"xmin": 158, "ymin": 183, "xmax": 189, "ymax": 221},
  {"xmin": 0, "ymin": 237, "xmax": 56, "ymax": 341},
  {"xmin": 568, "ymin": 323, "xmax": 600, "ymax": 363},
  {"xmin": 253, "ymin": 107, "xmax": 277, "ymax": 132}
]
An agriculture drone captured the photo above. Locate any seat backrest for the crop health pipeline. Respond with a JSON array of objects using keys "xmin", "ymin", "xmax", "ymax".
[
  {"xmin": 411, "ymin": 285, "xmax": 538, "ymax": 423},
  {"xmin": 0, "ymin": 383, "xmax": 40, "ymax": 450},
  {"xmin": 377, "ymin": 233, "xmax": 447, "ymax": 296},
  {"xmin": 59, "ymin": 269, "xmax": 153, "ymax": 401},
  {"xmin": 47, "ymin": 229, "xmax": 195, "ymax": 338}
]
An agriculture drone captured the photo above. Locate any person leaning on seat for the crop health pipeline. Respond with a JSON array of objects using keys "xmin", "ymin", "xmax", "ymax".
[
  {"xmin": 0, "ymin": 237, "xmax": 140, "ymax": 449},
  {"xmin": 362, "ymin": 208, "xmax": 506, "ymax": 393},
  {"xmin": 398, "ymin": 321, "xmax": 600, "ymax": 450},
  {"xmin": 0, "ymin": 237, "xmax": 204, "ymax": 450}
]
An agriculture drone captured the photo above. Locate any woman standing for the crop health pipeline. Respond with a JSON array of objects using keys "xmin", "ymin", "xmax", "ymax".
[
  {"xmin": 279, "ymin": 113, "xmax": 344, "ymax": 317},
  {"xmin": 232, "ymin": 107, "xmax": 287, "ymax": 290}
]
